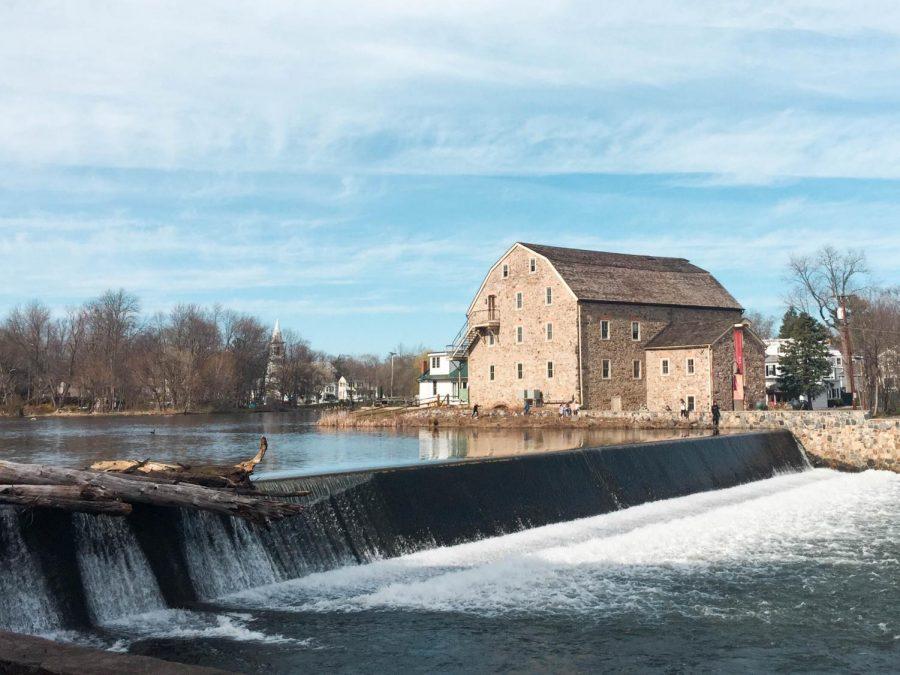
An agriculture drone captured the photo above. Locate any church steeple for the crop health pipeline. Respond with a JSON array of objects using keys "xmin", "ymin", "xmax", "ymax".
[{"xmin": 271, "ymin": 319, "xmax": 283, "ymax": 343}]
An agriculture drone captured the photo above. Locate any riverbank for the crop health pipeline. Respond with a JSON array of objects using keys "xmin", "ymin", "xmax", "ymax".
[
  {"xmin": 318, "ymin": 407, "xmax": 899, "ymax": 473},
  {"xmin": 1, "ymin": 403, "xmax": 335, "ymax": 419},
  {"xmin": 0, "ymin": 630, "xmax": 227, "ymax": 674}
]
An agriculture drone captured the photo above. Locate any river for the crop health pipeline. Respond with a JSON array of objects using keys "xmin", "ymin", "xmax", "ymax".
[
  {"xmin": 0, "ymin": 410, "xmax": 710, "ymax": 474},
  {"xmin": 0, "ymin": 413, "xmax": 897, "ymax": 672}
]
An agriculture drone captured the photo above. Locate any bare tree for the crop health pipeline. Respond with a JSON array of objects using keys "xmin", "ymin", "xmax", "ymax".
[
  {"xmin": 848, "ymin": 288, "xmax": 900, "ymax": 414},
  {"xmin": 787, "ymin": 246, "xmax": 870, "ymax": 406},
  {"xmin": 743, "ymin": 310, "xmax": 776, "ymax": 340}
]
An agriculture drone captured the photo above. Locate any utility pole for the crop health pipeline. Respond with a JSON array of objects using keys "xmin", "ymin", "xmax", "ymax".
[
  {"xmin": 389, "ymin": 351, "xmax": 397, "ymax": 399},
  {"xmin": 838, "ymin": 296, "xmax": 857, "ymax": 410}
]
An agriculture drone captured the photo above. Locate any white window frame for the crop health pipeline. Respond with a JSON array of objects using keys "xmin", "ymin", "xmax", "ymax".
[
  {"xmin": 686, "ymin": 358, "xmax": 695, "ymax": 375},
  {"xmin": 502, "ymin": 264, "xmax": 509, "ymax": 278},
  {"xmin": 545, "ymin": 287, "xmax": 552, "ymax": 305},
  {"xmin": 547, "ymin": 361, "xmax": 554, "ymax": 378},
  {"xmin": 661, "ymin": 358, "xmax": 670, "ymax": 376},
  {"xmin": 516, "ymin": 363, "xmax": 524, "ymax": 380},
  {"xmin": 601, "ymin": 359, "xmax": 611, "ymax": 380},
  {"xmin": 545, "ymin": 322, "xmax": 553, "ymax": 341},
  {"xmin": 529, "ymin": 257, "xmax": 537, "ymax": 273},
  {"xmin": 431, "ymin": 356, "xmax": 441, "ymax": 369},
  {"xmin": 516, "ymin": 325, "xmax": 524, "ymax": 343},
  {"xmin": 600, "ymin": 320, "xmax": 610, "ymax": 340},
  {"xmin": 632, "ymin": 360, "xmax": 642, "ymax": 380},
  {"xmin": 631, "ymin": 321, "xmax": 641, "ymax": 341},
  {"xmin": 516, "ymin": 292, "xmax": 523, "ymax": 310},
  {"xmin": 765, "ymin": 364, "xmax": 777, "ymax": 377},
  {"xmin": 489, "ymin": 365, "xmax": 495, "ymax": 381}
]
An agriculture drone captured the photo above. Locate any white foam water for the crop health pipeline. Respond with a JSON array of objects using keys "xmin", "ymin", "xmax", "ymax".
[
  {"xmin": 230, "ymin": 469, "xmax": 899, "ymax": 621},
  {"xmin": 73, "ymin": 513, "xmax": 166, "ymax": 624},
  {"xmin": 179, "ymin": 510, "xmax": 281, "ymax": 599},
  {"xmin": 0, "ymin": 508, "xmax": 63, "ymax": 633}
]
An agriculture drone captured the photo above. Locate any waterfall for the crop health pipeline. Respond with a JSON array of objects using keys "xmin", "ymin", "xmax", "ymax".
[
  {"xmin": 0, "ymin": 431, "xmax": 809, "ymax": 633},
  {"xmin": 0, "ymin": 508, "xmax": 63, "ymax": 634},
  {"xmin": 179, "ymin": 510, "xmax": 281, "ymax": 599},
  {"xmin": 73, "ymin": 513, "xmax": 166, "ymax": 624}
]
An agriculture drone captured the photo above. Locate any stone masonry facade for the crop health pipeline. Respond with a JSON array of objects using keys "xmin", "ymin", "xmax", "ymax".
[
  {"xmin": 645, "ymin": 346, "xmax": 712, "ymax": 413},
  {"xmin": 579, "ymin": 302, "xmax": 742, "ymax": 411},
  {"xmin": 468, "ymin": 246, "xmax": 580, "ymax": 408}
]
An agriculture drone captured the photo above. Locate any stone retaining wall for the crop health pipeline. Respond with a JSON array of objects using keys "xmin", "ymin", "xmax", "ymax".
[
  {"xmin": 320, "ymin": 406, "xmax": 899, "ymax": 473},
  {"xmin": 718, "ymin": 410, "xmax": 898, "ymax": 472}
]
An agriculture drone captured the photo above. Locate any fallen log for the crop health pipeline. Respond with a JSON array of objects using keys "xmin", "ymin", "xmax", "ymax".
[
  {"xmin": 89, "ymin": 436, "xmax": 269, "ymax": 488},
  {"xmin": 0, "ymin": 459, "xmax": 302, "ymax": 523},
  {"xmin": 0, "ymin": 484, "xmax": 132, "ymax": 516}
]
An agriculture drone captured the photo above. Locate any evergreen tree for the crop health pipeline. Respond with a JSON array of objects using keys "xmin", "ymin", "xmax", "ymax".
[
  {"xmin": 777, "ymin": 312, "xmax": 832, "ymax": 408},
  {"xmin": 778, "ymin": 306, "xmax": 803, "ymax": 338}
]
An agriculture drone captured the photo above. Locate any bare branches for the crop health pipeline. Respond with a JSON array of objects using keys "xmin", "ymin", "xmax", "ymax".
[{"xmin": 787, "ymin": 246, "xmax": 869, "ymax": 330}]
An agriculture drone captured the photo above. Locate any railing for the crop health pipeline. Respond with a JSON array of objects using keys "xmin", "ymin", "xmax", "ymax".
[{"xmin": 468, "ymin": 308, "xmax": 500, "ymax": 327}]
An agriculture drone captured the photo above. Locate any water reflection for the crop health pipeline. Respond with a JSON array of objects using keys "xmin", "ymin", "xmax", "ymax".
[
  {"xmin": 0, "ymin": 411, "xmax": 712, "ymax": 476},
  {"xmin": 418, "ymin": 427, "xmax": 711, "ymax": 461}
]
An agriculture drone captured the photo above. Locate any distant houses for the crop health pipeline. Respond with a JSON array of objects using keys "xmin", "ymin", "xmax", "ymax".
[
  {"xmin": 444, "ymin": 242, "xmax": 765, "ymax": 412},
  {"xmin": 764, "ymin": 338, "xmax": 849, "ymax": 409}
]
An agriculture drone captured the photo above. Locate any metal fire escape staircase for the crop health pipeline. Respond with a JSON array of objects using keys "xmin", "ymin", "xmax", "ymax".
[{"xmin": 447, "ymin": 310, "xmax": 500, "ymax": 359}]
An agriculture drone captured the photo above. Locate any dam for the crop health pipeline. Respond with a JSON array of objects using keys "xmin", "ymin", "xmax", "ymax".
[{"xmin": 0, "ymin": 429, "xmax": 897, "ymax": 672}]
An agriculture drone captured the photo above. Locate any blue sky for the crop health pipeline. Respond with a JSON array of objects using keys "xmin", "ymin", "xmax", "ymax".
[{"xmin": 2, "ymin": 2, "xmax": 900, "ymax": 354}]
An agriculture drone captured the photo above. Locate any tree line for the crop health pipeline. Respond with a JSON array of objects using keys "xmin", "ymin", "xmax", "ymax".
[
  {"xmin": 752, "ymin": 246, "xmax": 900, "ymax": 414},
  {"xmin": 0, "ymin": 290, "xmax": 426, "ymax": 415}
]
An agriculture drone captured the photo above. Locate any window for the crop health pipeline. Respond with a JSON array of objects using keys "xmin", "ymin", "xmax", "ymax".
[
  {"xmin": 687, "ymin": 395, "xmax": 696, "ymax": 412},
  {"xmin": 632, "ymin": 360, "xmax": 642, "ymax": 379},
  {"xmin": 631, "ymin": 321, "xmax": 641, "ymax": 341},
  {"xmin": 516, "ymin": 363, "xmax": 524, "ymax": 380},
  {"xmin": 516, "ymin": 292, "xmax": 523, "ymax": 310},
  {"xmin": 516, "ymin": 326, "xmax": 524, "ymax": 343},
  {"xmin": 547, "ymin": 361, "xmax": 554, "ymax": 378},
  {"xmin": 545, "ymin": 287, "xmax": 553, "ymax": 305},
  {"xmin": 488, "ymin": 332, "xmax": 495, "ymax": 346},
  {"xmin": 602, "ymin": 359, "xmax": 611, "ymax": 379},
  {"xmin": 431, "ymin": 356, "xmax": 441, "ymax": 369},
  {"xmin": 529, "ymin": 258, "xmax": 536, "ymax": 273},
  {"xmin": 600, "ymin": 320, "xmax": 610, "ymax": 340},
  {"xmin": 489, "ymin": 365, "xmax": 495, "ymax": 381},
  {"xmin": 546, "ymin": 322, "xmax": 553, "ymax": 341},
  {"xmin": 765, "ymin": 364, "xmax": 777, "ymax": 377},
  {"xmin": 661, "ymin": 359, "xmax": 670, "ymax": 375},
  {"xmin": 502, "ymin": 264, "xmax": 509, "ymax": 278},
  {"xmin": 686, "ymin": 358, "xmax": 695, "ymax": 375}
]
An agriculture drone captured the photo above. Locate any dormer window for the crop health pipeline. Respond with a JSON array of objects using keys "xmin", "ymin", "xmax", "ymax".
[{"xmin": 431, "ymin": 356, "xmax": 441, "ymax": 369}]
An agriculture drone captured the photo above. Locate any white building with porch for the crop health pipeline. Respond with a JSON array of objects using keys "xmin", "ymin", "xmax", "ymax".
[{"xmin": 417, "ymin": 351, "xmax": 469, "ymax": 406}]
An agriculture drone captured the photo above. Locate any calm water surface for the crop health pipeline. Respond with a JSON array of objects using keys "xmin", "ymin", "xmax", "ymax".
[{"xmin": 0, "ymin": 410, "xmax": 711, "ymax": 476}]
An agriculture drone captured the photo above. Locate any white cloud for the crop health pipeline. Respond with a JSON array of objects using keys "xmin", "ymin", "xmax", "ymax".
[{"xmin": 3, "ymin": 2, "xmax": 900, "ymax": 178}]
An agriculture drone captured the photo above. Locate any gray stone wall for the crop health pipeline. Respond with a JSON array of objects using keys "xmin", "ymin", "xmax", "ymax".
[{"xmin": 579, "ymin": 303, "xmax": 741, "ymax": 411}]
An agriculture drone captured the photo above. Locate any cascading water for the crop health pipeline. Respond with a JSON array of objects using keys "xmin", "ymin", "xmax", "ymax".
[
  {"xmin": 179, "ymin": 510, "xmax": 281, "ymax": 599},
  {"xmin": 72, "ymin": 513, "xmax": 166, "ymax": 624},
  {"xmin": 0, "ymin": 508, "xmax": 63, "ymax": 633},
  {"xmin": 0, "ymin": 431, "xmax": 812, "ymax": 641}
]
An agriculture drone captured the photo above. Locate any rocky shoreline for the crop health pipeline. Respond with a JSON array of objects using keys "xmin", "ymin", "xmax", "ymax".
[{"xmin": 318, "ymin": 407, "xmax": 899, "ymax": 473}]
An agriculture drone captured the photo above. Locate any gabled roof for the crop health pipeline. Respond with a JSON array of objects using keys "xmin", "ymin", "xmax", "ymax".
[
  {"xmin": 645, "ymin": 319, "xmax": 762, "ymax": 350},
  {"xmin": 520, "ymin": 243, "xmax": 742, "ymax": 310}
]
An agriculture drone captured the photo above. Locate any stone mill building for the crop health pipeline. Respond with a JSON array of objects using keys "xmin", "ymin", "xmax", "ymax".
[{"xmin": 453, "ymin": 243, "xmax": 765, "ymax": 412}]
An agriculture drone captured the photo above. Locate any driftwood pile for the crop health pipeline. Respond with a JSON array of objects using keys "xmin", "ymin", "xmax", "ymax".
[{"xmin": 0, "ymin": 436, "xmax": 305, "ymax": 523}]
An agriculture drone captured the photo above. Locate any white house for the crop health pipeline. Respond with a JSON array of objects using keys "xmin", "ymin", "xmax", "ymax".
[
  {"xmin": 417, "ymin": 351, "xmax": 469, "ymax": 406},
  {"xmin": 764, "ymin": 338, "xmax": 846, "ymax": 409}
]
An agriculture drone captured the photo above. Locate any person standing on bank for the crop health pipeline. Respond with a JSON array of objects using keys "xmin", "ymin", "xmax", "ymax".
[
  {"xmin": 472, "ymin": 404, "xmax": 479, "ymax": 419},
  {"xmin": 679, "ymin": 398, "xmax": 687, "ymax": 419},
  {"xmin": 711, "ymin": 402, "xmax": 721, "ymax": 434}
]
